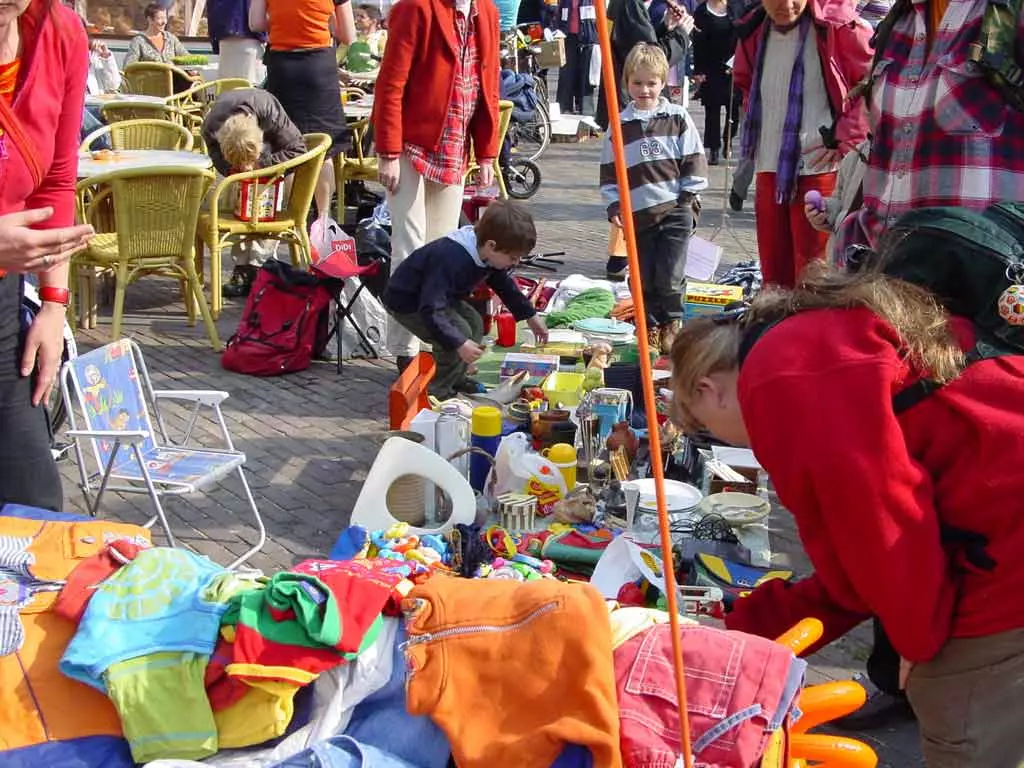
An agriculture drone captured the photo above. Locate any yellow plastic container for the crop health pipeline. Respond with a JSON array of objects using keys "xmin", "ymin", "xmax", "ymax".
[{"xmin": 542, "ymin": 372, "xmax": 586, "ymax": 407}]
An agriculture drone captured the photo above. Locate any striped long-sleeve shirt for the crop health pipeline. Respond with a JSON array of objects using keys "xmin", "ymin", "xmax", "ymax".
[{"xmin": 599, "ymin": 98, "xmax": 708, "ymax": 231}]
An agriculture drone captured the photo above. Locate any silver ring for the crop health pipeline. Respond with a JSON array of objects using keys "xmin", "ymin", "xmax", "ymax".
[{"xmin": 42, "ymin": 254, "xmax": 52, "ymax": 266}]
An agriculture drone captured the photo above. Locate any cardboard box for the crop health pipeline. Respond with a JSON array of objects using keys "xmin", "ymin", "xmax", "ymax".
[
  {"xmin": 697, "ymin": 448, "xmax": 760, "ymax": 496},
  {"xmin": 684, "ymin": 282, "xmax": 744, "ymax": 320},
  {"xmin": 499, "ymin": 353, "xmax": 559, "ymax": 382},
  {"xmin": 537, "ymin": 39, "xmax": 566, "ymax": 69}
]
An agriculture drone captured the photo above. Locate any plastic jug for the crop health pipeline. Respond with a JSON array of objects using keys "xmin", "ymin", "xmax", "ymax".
[{"xmin": 542, "ymin": 443, "xmax": 577, "ymax": 489}]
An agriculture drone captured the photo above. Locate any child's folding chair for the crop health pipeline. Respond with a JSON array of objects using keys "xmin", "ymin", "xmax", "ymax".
[{"xmin": 60, "ymin": 339, "xmax": 266, "ymax": 568}]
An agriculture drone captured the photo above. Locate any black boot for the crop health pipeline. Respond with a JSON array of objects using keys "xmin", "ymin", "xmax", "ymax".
[
  {"xmin": 831, "ymin": 675, "xmax": 916, "ymax": 731},
  {"xmin": 729, "ymin": 190, "xmax": 744, "ymax": 212},
  {"xmin": 708, "ymin": 148, "xmax": 720, "ymax": 166},
  {"xmin": 222, "ymin": 265, "xmax": 258, "ymax": 298}
]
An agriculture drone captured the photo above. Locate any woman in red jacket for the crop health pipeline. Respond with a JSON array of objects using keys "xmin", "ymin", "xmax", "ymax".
[
  {"xmin": 0, "ymin": 0, "xmax": 94, "ymax": 510},
  {"xmin": 372, "ymin": 0, "xmax": 500, "ymax": 373},
  {"xmin": 668, "ymin": 267, "xmax": 1024, "ymax": 766}
]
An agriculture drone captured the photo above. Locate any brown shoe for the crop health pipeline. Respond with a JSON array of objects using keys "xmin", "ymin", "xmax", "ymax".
[{"xmin": 660, "ymin": 320, "xmax": 682, "ymax": 354}]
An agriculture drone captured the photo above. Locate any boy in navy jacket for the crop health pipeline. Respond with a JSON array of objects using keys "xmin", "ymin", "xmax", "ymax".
[{"xmin": 383, "ymin": 201, "xmax": 549, "ymax": 399}]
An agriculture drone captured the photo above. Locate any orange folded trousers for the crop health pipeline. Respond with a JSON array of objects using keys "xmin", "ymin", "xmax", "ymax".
[{"xmin": 403, "ymin": 576, "xmax": 622, "ymax": 768}]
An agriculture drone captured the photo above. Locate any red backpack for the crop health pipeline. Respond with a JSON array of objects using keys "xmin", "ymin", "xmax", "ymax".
[{"xmin": 222, "ymin": 261, "xmax": 332, "ymax": 376}]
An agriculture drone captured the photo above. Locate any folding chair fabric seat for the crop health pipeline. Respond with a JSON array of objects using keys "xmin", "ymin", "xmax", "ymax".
[{"xmin": 106, "ymin": 446, "xmax": 245, "ymax": 490}]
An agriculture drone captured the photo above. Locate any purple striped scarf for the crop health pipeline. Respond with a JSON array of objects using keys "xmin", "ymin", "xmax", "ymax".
[{"xmin": 739, "ymin": 15, "xmax": 812, "ymax": 203}]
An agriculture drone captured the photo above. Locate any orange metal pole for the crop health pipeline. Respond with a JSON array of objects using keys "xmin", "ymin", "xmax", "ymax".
[{"xmin": 591, "ymin": 5, "xmax": 695, "ymax": 766}]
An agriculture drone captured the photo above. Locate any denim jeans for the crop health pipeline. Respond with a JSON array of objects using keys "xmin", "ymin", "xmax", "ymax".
[{"xmin": 271, "ymin": 623, "xmax": 450, "ymax": 768}]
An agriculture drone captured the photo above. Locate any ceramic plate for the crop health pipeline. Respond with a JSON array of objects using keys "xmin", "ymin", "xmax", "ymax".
[
  {"xmin": 624, "ymin": 478, "xmax": 703, "ymax": 512},
  {"xmin": 573, "ymin": 317, "xmax": 635, "ymax": 336},
  {"xmin": 698, "ymin": 492, "xmax": 771, "ymax": 525}
]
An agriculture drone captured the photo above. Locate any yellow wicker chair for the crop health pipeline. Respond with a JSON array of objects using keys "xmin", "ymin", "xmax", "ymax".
[
  {"xmin": 166, "ymin": 78, "xmax": 252, "ymax": 138},
  {"xmin": 100, "ymin": 101, "xmax": 183, "ymax": 123},
  {"xmin": 74, "ymin": 166, "xmax": 220, "ymax": 349},
  {"xmin": 196, "ymin": 133, "xmax": 331, "ymax": 318},
  {"xmin": 332, "ymin": 118, "xmax": 377, "ymax": 223},
  {"xmin": 123, "ymin": 62, "xmax": 195, "ymax": 98},
  {"xmin": 340, "ymin": 87, "xmax": 368, "ymax": 105},
  {"xmin": 465, "ymin": 99, "xmax": 514, "ymax": 199},
  {"xmin": 80, "ymin": 118, "xmax": 194, "ymax": 152}
]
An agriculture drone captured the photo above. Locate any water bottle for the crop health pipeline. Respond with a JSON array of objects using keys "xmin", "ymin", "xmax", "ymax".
[
  {"xmin": 436, "ymin": 404, "xmax": 470, "ymax": 480},
  {"xmin": 470, "ymin": 406, "xmax": 502, "ymax": 492}
]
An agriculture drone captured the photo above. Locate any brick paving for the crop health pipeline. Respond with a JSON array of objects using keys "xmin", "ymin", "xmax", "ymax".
[{"xmin": 59, "ymin": 112, "xmax": 922, "ymax": 765}]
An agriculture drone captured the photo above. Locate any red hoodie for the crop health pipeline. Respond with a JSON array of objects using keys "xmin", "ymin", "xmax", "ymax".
[
  {"xmin": 725, "ymin": 307, "xmax": 1024, "ymax": 663},
  {"xmin": 0, "ymin": 0, "xmax": 87, "ymax": 227}
]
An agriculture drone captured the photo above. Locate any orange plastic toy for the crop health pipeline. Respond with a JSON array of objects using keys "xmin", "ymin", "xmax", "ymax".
[
  {"xmin": 388, "ymin": 352, "xmax": 436, "ymax": 430},
  {"xmin": 758, "ymin": 619, "xmax": 877, "ymax": 768}
]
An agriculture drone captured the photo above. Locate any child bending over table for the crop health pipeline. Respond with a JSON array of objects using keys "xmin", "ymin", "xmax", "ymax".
[
  {"xmin": 202, "ymin": 88, "xmax": 307, "ymax": 297},
  {"xmin": 383, "ymin": 200, "xmax": 549, "ymax": 399}
]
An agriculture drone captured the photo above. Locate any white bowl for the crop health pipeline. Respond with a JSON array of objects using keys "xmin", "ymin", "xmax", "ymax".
[{"xmin": 624, "ymin": 478, "xmax": 703, "ymax": 513}]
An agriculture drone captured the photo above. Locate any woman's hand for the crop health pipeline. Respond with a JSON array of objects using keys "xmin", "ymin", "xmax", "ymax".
[
  {"xmin": 378, "ymin": 156, "xmax": 401, "ymax": 194},
  {"xmin": 22, "ymin": 302, "xmax": 67, "ymax": 406},
  {"xmin": 804, "ymin": 204, "xmax": 831, "ymax": 232},
  {"xmin": 899, "ymin": 657, "xmax": 914, "ymax": 690},
  {"xmin": 527, "ymin": 314, "xmax": 549, "ymax": 345},
  {"xmin": 0, "ymin": 208, "xmax": 93, "ymax": 273}
]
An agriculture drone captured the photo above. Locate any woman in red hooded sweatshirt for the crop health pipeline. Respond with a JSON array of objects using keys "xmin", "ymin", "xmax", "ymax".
[
  {"xmin": 0, "ymin": 0, "xmax": 94, "ymax": 510},
  {"xmin": 668, "ymin": 264, "xmax": 1024, "ymax": 767}
]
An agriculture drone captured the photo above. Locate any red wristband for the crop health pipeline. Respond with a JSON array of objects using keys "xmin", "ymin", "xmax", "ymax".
[{"xmin": 39, "ymin": 286, "xmax": 70, "ymax": 306}]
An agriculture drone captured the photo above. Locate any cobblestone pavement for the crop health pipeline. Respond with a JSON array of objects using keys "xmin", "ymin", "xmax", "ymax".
[{"xmin": 60, "ymin": 108, "xmax": 922, "ymax": 765}]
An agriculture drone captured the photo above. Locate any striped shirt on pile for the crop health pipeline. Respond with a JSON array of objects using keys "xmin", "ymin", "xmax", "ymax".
[{"xmin": 599, "ymin": 98, "xmax": 708, "ymax": 230}]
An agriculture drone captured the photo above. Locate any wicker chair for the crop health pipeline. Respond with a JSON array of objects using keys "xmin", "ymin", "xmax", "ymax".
[
  {"xmin": 465, "ymin": 99, "xmax": 514, "ymax": 199},
  {"xmin": 80, "ymin": 119, "xmax": 194, "ymax": 153},
  {"xmin": 74, "ymin": 166, "xmax": 220, "ymax": 349},
  {"xmin": 166, "ymin": 78, "xmax": 252, "ymax": 150},
  {"xmin": 332, "ymin": 117, "xmax": 377, "ymax": 223},
  {"xmin": 196, "ymin": 133, "xmax": 331, "ymax": 318},
  {"xmin": 123, "ymin": 62, "xmax": 195, "ymax": 98}
]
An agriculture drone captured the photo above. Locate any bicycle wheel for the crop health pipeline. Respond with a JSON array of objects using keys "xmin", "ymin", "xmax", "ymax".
[
  {"xmin": 512, "ymin": 99, "xmax": 551, "ymax": 163},
  {"xmin": 505, "ymin": 158, "xmax": 542, "ymax": 199}
]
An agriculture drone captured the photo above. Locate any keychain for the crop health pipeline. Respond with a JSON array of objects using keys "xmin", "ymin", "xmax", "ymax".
[{"xmin": 997, "ymin": 265, "xmax": 1024, "ymax": 326}]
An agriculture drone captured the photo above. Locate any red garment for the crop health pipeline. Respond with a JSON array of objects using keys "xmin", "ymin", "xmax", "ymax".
[
  {"xmin": 0, "ymin": 1, "xmax": 88, "ymax": 229},
  {"xmin": 733, "ymin": 0, "xmax": 871, "ymax": 154},
  {"xmin": 404, "ymin": 1, "xmax": 481, "ymax": 185},
  {"xmin": 372, "ymin": 0, "xmax": 500, "ymax": 162},
  {"xmin": 754, "ymin": 172, "xmax": 835, "ymax": 287},
  {"xmin": 835, "ymin": 0, "xmax": 1024, "ymax": 256},
  {"xmin": 615, "ymin": 624, "xmax": 802, "ymax": 768},
  {"xmin": 52, "ymin": 540, "xmax": 148, "ymax": 624},
  {"xmin": 727, "ymin": 309, "xmax": 1024, "ymax": 663}
]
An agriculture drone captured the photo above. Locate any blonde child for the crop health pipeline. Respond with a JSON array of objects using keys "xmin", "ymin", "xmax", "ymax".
[
  {"xmin": 599, "ymin": 44, "xmax": 708, "ymax": 353},
  {"xmin": 202, "ymin": 88, "xmax": 307, "ymax": 296}
]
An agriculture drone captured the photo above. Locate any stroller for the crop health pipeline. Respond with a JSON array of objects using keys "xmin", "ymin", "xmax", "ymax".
[{"xmin": 500, "ymin": 69, "xmax": 544, "ymax": 199}]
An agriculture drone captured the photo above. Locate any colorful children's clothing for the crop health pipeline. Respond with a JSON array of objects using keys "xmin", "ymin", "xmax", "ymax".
[
  {"xmin": 53, "ymin": 539, "xmax": 148, "ymax": 624},
  {"xmin": 104, "ymin": 651, "xmax": 217, "ymax": 763},
  {"xmin": 403, "ymin": 575, "xmax": 622, "ymax": 768},
  {"xmin": 225, "ymin": 562, "xmax": 387, "ymax": 686},
  {"xmin": 0, "ymin": 535, "xmax": 64, "ymax": 655},
  {"xmin": 615, "ymin": 624, "xmax": 806, "ymax": 768},
  {"xmin": 0, "ymin": 513, "xmax": 151, "ymax": 752},
  {"xmin": 60, "ymin": 547, "xmax": 229, "ymax": 692}
]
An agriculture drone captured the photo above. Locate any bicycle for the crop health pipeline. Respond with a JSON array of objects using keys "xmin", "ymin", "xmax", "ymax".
[{"xmin": 500, "ymin": 25, "xmax": 552, "ymax": 162}]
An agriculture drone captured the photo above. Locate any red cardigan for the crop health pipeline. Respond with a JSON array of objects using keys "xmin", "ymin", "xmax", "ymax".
[
  {"xmin": 371, "ymin": 0, "xmax": 500, "ymax": 161},
  {"xmin": 0, "ymin": 1, "xmax": 87, "ymax": 229},
  {"xmin": 726, "ymin": 308, "xmax": 1024, "ymax": 663}
]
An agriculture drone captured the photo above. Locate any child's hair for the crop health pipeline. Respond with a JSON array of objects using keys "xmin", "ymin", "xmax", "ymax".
[
  {"xmin": 216, "ymin": 113, "xmax": 264, "ymax": 170},
  {"xmin": 356, "ymin": 4, "xmax": 382, "ymax": 23},
  {"xmin": 475, "ymin": 200, "xmax": 537, "ymax": 256},
  {"xmin": 668, "ymin": 263, "xmax": 966, "ymax": 433},
  {"xmin": 623, "ymin": 43, "xmax": 670, "ymax": 85}
]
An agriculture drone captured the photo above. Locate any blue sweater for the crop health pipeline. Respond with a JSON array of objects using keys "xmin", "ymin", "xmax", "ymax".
[{"xmin": 383, "ymin": 227, "xmax": 536, "ymax": 350}]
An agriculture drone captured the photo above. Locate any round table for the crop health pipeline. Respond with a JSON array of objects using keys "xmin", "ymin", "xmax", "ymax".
[
  {"xmin": 344, "ymin": 95, "xmax": 374, "ymax": 121},
  {"xmin": 77, "ymin": 150, "xmax": 213, "ymax": 179},
  {"xmin": 84, "ymin": 94, "xmax": 168, "ymax": 108}
]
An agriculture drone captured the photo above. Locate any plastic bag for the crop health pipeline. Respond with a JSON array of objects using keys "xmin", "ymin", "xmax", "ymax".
[
  {"xmin": 492, "ymin": 432, "xmax": 568, "ymax": 505},
  {"xmin": 355, "ymin": 213, "xmax": 391, "ymax": 300},
  {"xmin": 339, "ymin": 277, "xmax": 391, "ymax": 359},
  {"xmin": 309, "ymin": 215, "xmax": 345, "ymax": 262}
]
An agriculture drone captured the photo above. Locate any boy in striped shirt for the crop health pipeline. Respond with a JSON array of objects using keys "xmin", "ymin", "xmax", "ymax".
[{"xmin": 600, "ymin": 43, "xmax": 708, "ymax": 353}]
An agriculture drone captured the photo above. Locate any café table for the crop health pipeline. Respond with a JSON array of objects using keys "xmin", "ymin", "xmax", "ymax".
[
  {"xmin": 84, "ymin": 93, "xmax": 168, "ymax": 109},
  {"xmin": 344, "ymin": 95, "xmax": 374, "ymax": 121},
  {"xmin": 77, "ymin": 149, "xmax": 213, "ymax": 180}
]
